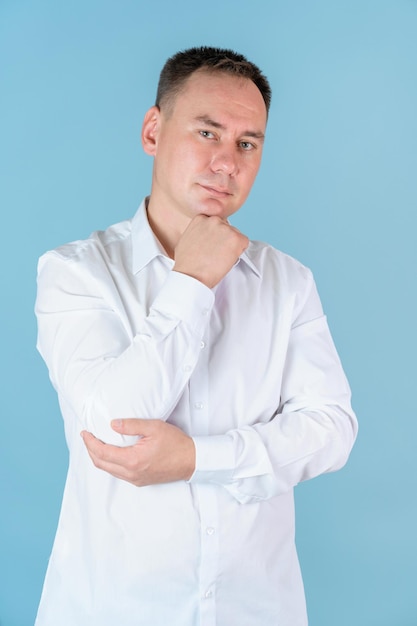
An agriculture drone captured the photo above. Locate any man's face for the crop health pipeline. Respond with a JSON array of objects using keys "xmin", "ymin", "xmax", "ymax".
[{"xmin": 143, "ymin": 69, "xmax": 267, "ymax": 230}]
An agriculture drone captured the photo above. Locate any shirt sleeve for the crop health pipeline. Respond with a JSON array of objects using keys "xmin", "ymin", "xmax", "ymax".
[
  {"xmin": 189, "ymin": 275, "xmax": 358, "ymax": 504},
  {"xmin": 35, "ymin": 251, "xmax": 214, "ymax": 445}
]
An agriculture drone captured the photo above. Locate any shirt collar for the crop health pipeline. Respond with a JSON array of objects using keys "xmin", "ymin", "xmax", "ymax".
[
  {"xmin": 239, "ymin": 246, "xmax": 261, "ymax": 278},
  {"xmin": 131, "ymin": 197, "xmax": 261, "ymax": 278}
]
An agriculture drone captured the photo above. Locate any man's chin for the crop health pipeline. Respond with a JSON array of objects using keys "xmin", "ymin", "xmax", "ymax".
[{"xmin": 191, "ymin": 198, "xmax": 236, "ymax": 219}]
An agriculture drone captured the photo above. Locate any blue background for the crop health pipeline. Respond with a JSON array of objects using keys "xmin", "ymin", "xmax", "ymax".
[{"xmin": 1, "ymin": 1, "xmax": 416, "ymax": 624}]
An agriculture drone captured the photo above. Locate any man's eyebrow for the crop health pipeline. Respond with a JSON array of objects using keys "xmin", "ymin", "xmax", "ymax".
[
  {"xmin": 194, "ymin": 115, "xmax": 265, "ymax": 141},
  {"xmin": 195, "ymin": 115, "xmax": 225, "ymax": 129}
]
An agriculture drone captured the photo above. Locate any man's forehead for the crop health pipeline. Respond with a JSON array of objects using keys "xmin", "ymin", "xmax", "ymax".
[
  {"xmin": 173, "ymin": 72, "xmax": 267, "ymax": 126},
  {"xmin": 183, "ymin": 68, "xmax": 260, "ymax": 97}
]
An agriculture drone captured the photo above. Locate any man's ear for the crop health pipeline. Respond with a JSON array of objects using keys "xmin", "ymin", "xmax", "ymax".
[{"xmin": 141, "ymin": 106, "xmax": 161, "ymax": 156}]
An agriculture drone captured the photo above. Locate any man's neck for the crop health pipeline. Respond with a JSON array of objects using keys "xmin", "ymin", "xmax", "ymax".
[{"xmin": 146, "ymin": 196, "xmax": 190, "ymax": 259}]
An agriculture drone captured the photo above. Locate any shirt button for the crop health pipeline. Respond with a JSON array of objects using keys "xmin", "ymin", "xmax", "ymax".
[
  {"xmin": 205, "ymin": 589, "xmax": 213, "ymax": 598},
  {"xmin": 194, "ymin": 402, "xmax": 204, "ymax": 410},
  {"xmin": 206, "ymin": 527, "xmax": 215, "ymax": 535},
  {"xmin": 183, "ymin": 365, "xmax": 192, "ymax": 372},
  {"xmin": 200, "ymin": 341, "xmax": 205, "ymax": 349},
  {"xmin": 202, "ymin": 308, "xmax": 209, "ymax": 316}
]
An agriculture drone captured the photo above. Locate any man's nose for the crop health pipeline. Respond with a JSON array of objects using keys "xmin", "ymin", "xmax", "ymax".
[{"xmin": 210, "ymin": 145, "xmax": 238, "ymax": 176}]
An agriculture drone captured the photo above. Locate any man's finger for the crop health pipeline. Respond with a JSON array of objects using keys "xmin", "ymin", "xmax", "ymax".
[
  {"xmin": 81, "ymin": 430, "xmax": 133, "ymax": 464},
  {"xmin": 110, "ymin": 417, "xmax": 157, "ymax": 435},
  {"xmin": 81, "ymin": 430, "xmax": 155, "ymax": 487}
]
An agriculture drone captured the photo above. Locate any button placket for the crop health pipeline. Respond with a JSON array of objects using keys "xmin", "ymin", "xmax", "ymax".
[{"xmin": 196, "ymin": 484, "xmax": 219, "ymax": 626}]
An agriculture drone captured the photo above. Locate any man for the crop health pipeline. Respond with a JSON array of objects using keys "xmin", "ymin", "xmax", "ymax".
[{"xmin": 35, "ymin": 46, "xmax": 357, "ymax": 626}]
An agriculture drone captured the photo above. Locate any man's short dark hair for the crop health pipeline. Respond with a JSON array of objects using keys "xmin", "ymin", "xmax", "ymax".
[{"xmin": 155, "ymin": 46, "xmax": 272, "ymax": 116}]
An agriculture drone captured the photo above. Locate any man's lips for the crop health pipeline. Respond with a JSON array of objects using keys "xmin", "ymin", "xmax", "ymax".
[{"xmin": 199, "ymin": 183, "xmax": 233, "ymax": 197}]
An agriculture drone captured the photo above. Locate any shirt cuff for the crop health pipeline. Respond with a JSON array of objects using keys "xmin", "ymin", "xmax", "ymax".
[
  {"xmin": 151, "ymin": 271, "xmax": 215, "ymax": 334},
  {"xmin": 188, "ymin": 434, "xmax": 235, "ymax": 485}
]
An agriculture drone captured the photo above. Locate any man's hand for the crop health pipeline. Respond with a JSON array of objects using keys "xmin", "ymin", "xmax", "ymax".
[
  {"xmin": 173, "ymin": 214, "xmax": 249, "ymax": 288},
  {"xmin": 81, "ymin": 419, "xmax": 196, "ymax": 487}
]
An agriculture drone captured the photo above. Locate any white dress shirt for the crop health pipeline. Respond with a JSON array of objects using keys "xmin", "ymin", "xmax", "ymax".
[{"xmin": 35, "ymin": 199, "xmax": 357, "ymax": 626}]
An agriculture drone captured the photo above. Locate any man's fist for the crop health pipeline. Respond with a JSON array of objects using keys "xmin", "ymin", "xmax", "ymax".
[{"xmin": 173, "ymin": 214, "xmax": 249, "ymax": 288}]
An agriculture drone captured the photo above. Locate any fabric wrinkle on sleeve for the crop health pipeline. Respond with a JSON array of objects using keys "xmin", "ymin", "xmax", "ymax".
[
  {"xmin": 188, "ymin": 275, "xmax": 357, "ymax": 505},
  {"xmin": 35, "ymin": 252, "xmax": 215, "ymax": 445},
  {"xmin": 150, "ymin": 270, "xmax": 215, "ymax": 336},
  {"xmin": 189, "ymin": 430, "xmax": 276, "ymax": 505}
]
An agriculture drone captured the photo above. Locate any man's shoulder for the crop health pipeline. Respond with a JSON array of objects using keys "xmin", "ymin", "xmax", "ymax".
[
  {"xmin": 43, "ymin": 217, "xmax": 133, "ymax": 264},
  {"xmin": 246, "ymin": 239, "xmax": 313, "ymax": 282}
]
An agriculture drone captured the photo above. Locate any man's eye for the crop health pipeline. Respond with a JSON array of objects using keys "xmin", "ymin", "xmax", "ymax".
[
  {"xmin": 200, "ymin": 130, "xmax": 214, "ymax": 138},
  {"xmin": 240, "ymin": 141, "xmax": 254, "ymax": 151}
]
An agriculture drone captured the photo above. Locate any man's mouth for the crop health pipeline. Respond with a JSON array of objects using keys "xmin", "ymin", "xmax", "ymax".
[{"xmin": 199, "ymin": 184, "xmax": 233, "ymax": 198}]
